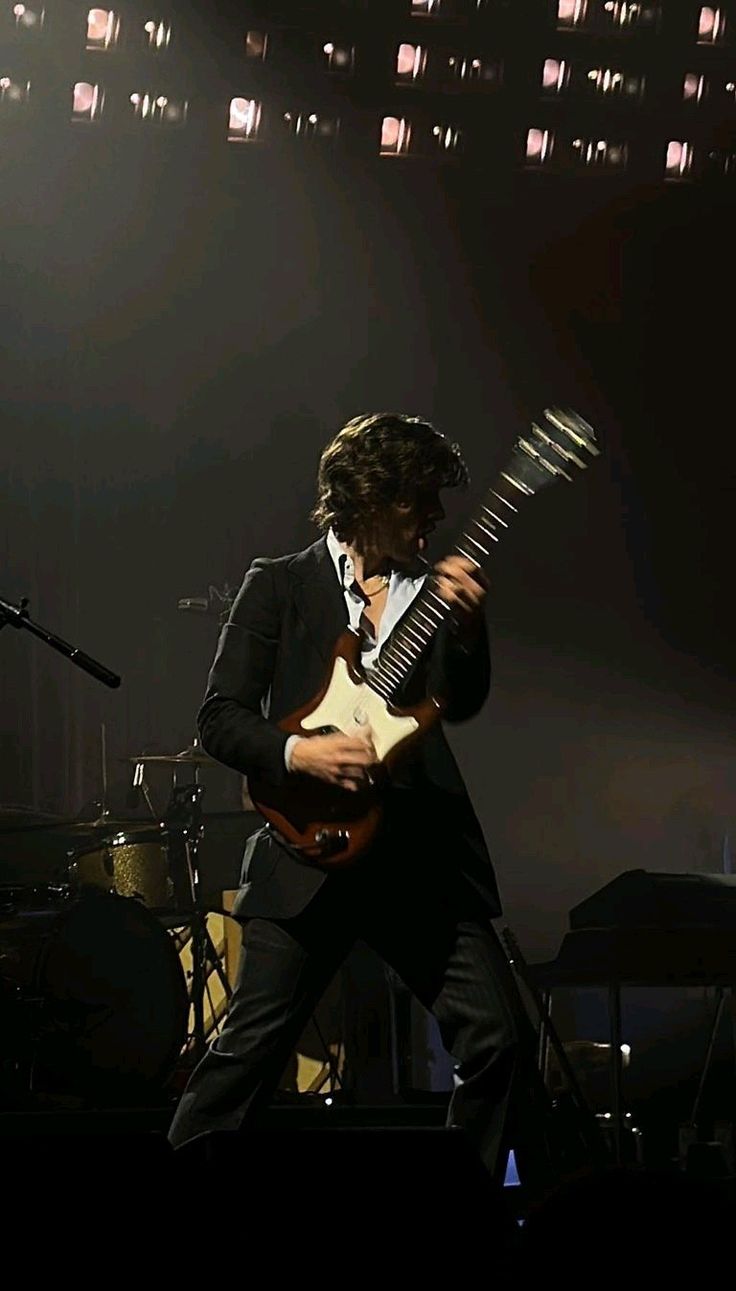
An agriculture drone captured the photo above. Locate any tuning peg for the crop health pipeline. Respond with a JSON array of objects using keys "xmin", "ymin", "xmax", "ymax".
[{"xmin": 543, "ymin": 407, "xmax": 600, "ymax": 457}]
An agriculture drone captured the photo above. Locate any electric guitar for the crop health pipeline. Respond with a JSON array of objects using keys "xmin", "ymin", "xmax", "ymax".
[{"xmin": 249, "ymin": 407, "xmax": 599, "ymax": 867}]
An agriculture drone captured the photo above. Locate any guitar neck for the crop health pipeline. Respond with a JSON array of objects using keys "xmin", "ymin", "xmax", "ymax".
[
  {"xmin": 366, "ymin": 474, "xmax": 528, "ymax": 702},
  {"xmin": 366, "ymin": 408, "xmax": 598, "ymax": 703}
]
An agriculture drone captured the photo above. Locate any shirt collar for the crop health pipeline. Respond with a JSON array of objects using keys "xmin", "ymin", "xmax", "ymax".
[
  {"xmin": 326, "ymin": 528, "xmax": 427, "ymax": 590},
  {"xmin": 326, "ymin": 528, "xmax": 355, "ymax": 590}
]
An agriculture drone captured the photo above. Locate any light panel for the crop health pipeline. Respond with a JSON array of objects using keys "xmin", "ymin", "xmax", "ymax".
[
  {"xmin": 526, "ymin": 126, "xmax": 555, "ymax": 165},
  {"xmin": 227, "ymin": 96, "xmax": 262, "ymax": 142},
  {"xmin": 245, "ymin": 31, "xmax": 267, "ymax": 60},
  {"xmin": 697, "ymin": 6, "xmax": 726, "ymax": 44},
  {"xmin": 380, "ymin": 115, "xmax": 413, "ymax": 155},
  {"xmin": 72, "ymin": 80, "xmax": 104, "ymax": 121},
  {"xmin": 86, "ymin": 8, "xmax": 120, "ymax": 51}
]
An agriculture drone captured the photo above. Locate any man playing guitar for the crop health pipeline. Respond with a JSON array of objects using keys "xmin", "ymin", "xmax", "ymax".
[{"xmin": 168, "ymin": 412, "xmax": 557, "ymax": 1199}]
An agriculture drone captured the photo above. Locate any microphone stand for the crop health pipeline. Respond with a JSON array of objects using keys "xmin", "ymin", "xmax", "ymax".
[
  {"xmin": 166, "ymin": 776, "xmax": 232, "ymax": 1064},
  {"xmin": 0, "ymin": 593, "xmax": 121, "ymax": 689},
  {"xmin": 171, "ymin": 584, "xmax": 235, "ymax": 1063}
]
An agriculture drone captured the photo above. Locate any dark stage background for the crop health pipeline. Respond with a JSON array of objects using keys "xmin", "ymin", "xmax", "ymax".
[{"xmin": 2, "ymin": 2, "xmax": 735, "ymax": 1103}]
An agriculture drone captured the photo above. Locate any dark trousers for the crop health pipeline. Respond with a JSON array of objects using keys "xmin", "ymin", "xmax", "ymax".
[{"xmin": 168, "ymin": 851, "xmax": 556, "ymax": 1194}]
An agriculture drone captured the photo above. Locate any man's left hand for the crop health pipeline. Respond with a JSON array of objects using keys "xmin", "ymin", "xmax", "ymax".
[{"xmin": 434, "ymin": 556, "xmax": 489, "ymax": 633}]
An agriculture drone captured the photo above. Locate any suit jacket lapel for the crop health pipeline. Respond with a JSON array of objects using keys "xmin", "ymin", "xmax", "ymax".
[{"xmin": 289, "ymin": 537, "xmax": 349, "ymax": 662}]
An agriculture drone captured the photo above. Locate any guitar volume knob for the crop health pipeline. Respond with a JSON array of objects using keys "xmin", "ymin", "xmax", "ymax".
[{"xmin": 314, "ymin": 827, "xmax": 350, "ymax": 855}]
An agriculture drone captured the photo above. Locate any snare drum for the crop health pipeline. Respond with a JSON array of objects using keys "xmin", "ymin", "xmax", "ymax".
[
  {"xmin": 68, "ymin": 823, "xmax": 191, "ymax": 912},
  {"xmin": 0, "ymin": 884, "xmax": 189, "ymax": 1103}
]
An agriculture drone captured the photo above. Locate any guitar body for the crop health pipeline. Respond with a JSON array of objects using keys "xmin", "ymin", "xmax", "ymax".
[
  {"xmin": 249, "ymin": 406, "xmax": 599, "ymax": 869},
  {"xmin": 249, "ymin": 631, "xmax": 443, "ymax": 867}
]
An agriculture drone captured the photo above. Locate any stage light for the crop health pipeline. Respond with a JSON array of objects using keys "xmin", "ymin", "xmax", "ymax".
[
  {"xmin": 572, "ymin": 136, "xmax": 627, "ymax": 168},
  {"xmin": 227, "ymin": 96, "xmax": 262, "ymax": 142},
  {"xmin": 396, "ymin": 43, "xmax": 427, "ymax": 81},
  {"xmin": 543, "ymin": 58, "xmax": 645, "ymax": 100},
  {"xmin": 587, "ymin": 66, "xmax": 645, "ymax": 98},
  {"xmin": 245, "ymin": 30, "xmax": 267, "ymax": 60},
  {"xmin": 558, "ymin": 1, "xmax": 659, "ymax": 31},
  {"xmin": 129, "ymin": 91, "xmax": 187, "ymax": 125},
  {"xmin": 380, "ymin": 115, "xmax": 412, "ymax": 155},
  {"xmin": 411, "ymin": 0, "xmax": 441, "ymax": 14},
  {"xmin": 71, "ymin": 80, "xmax": 103, "ymax": 122},
  {"xmin": 13, "ymin": 4, "xmax": 44, "ymax": 30},
  {"xmin": 683, "ymin": 72, "xmax": 708, "ymax": 102},
  {"xmin": 446, "ymin": 55, "xmax": 500, "ymax": 86},
  {"xmin": 525, "ymin": 126, "xmax": 555, "ymax": 166},
  {"xmin": 323, "ymin": 41, "xmax": 354, "ymax": 74},
  {"xmin": 86, "ymin": 8, "xmax": 120, "ymax": 51},
  {"xmin": 282, "ymin": 110, "xmax": 340, "ymax": 140},
  {"xmin": 664, "ymin": 141, "xmax": 735, "ymax": 179},
  {"xmin": 0, "ymin": 73, "xmax": 30, "ymax": 106},
  {"xmin": 543, "ymin": 58, "xmax": 570, "ymax": 93},
  {"xmin": 665, "ymin": 139, "xmax": 694, "ymax": 179},
  {"xmin": 605, "ymin": 1, "xmax": 660, "ymax": 28},
  {"xmin": 705, "ymin": 146, "xmax": 736, "ymax": 175},
  {"xmin": 603, "ymin": 1, "xmax": 645, "ymax": 28},
  {"xmin": 143, "ymin": 19, "xmax": 171, "ymax": 51},
  {"xmin": 697, "ymin": 5, "xmax": 726, "ymax": 43},
  {"xmin": 557, "ymin": 0, "xmax": 588, "ymax": 27},
  {"xmin": 432, "ymin": 123, "xmax": 464, "ymax": 153}
]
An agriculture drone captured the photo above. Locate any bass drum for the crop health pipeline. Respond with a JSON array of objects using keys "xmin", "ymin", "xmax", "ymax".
[{"xmin": 0, "ymin": 885, "xmax": 189, "ymax": 1105}]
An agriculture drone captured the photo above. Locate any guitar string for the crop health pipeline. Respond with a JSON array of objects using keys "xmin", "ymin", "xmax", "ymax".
[{"xmin": 366, "ymin": 419, "xmax": 585, "ymax": 700}]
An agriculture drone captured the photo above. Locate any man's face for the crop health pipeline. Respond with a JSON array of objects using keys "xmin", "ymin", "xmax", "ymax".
[{"xmin": 379, "ymin": 486, "xmax": 445, "ymax": 567}]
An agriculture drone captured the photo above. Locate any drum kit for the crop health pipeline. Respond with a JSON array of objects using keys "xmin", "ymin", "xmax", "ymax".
[{"xmin": 0, "ymin": 739, "xmax": 236, "ymax": 1110}]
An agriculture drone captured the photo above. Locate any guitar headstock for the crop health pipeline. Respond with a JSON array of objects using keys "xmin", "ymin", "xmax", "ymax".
[{"xmin": 502, "ymin": 406, "xmax": 600, "ymax": 496}]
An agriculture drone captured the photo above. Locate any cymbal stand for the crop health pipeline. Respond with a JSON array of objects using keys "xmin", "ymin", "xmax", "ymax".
[
  {"xmin": 166, "ymin": 774, "xmax": 232, "ymax": 1063},
  {"xmin": 85, "ymin": 722, "xmax": 114, "ymax": 827}
]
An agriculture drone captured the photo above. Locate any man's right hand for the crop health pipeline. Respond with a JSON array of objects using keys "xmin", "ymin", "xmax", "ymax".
[{"xmin": 289, "ymin": 732, "xmax": 378, "ymax": 792}]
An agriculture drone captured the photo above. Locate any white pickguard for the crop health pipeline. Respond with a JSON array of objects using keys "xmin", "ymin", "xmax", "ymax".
[{"xmin": 299, "ymin": 656, "xmax": 418, "ymax": 762}]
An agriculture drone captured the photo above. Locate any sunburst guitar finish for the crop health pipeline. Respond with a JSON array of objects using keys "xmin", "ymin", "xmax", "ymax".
[{"xmin": 249, "ymin": 630, "xmax": 442, "ymax": 867}]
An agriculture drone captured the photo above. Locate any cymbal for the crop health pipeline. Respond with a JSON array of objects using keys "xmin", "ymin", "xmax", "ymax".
[
  {"xmin": 0, "ymin": 805, "xmax": 66, "ymax": 834},
  {"xmin": 121, "ymin": 744, "xmax": 213, "ymax": 766},
  {"xmin": 0, "ymin": 815, "xmax": 131, "ymax": 839}
]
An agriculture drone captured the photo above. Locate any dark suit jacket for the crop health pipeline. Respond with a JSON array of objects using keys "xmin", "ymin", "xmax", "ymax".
[{"xmin": 197, "ymin": 536, "xmax": 501, "ymax": 919}]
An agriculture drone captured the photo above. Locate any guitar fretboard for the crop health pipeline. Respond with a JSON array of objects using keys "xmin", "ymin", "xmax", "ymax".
[{"xmin": 366, "ymin": 407, "xmax": 598, "ymax": 703}]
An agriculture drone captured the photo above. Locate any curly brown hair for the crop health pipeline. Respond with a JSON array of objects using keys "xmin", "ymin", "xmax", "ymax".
[{"xmin": 311, "ymin": 412, "xmax": 468, "ymax": 544}]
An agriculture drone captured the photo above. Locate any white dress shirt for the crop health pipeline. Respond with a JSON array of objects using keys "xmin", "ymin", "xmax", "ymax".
[
  {"xmin": 325, "ymin": 527, "xmax": 427, "ymax": 667},
  {"xmin": 284, "ymin": 529, "xmax": 427, "ymax": 769}
]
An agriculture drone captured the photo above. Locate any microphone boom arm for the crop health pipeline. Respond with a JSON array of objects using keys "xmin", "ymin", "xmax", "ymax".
[{"xmin": 0, "ymin": 593, "xmax": 121, "ymax": 689}]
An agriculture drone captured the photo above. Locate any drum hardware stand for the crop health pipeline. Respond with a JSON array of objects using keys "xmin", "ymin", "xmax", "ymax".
[
  {"xmin": 177, "ymin": 583, "xmax": 234, "ymax": 626},
  {"xmin": 385, "ymin": 964, "xmax": 415, "ymax": 1099},
  {"xmin": 85, "ymin": 723, "xmax": 119, "ymax": 826},
  {"xmin": 501, "ymin": 926, "xmax": 611, "ymax": 1171},
  {"xmin": 130, "ymin": 757, "xmax": 159, "ymax": 820},
  {"xmin": 165, "ymin": 774, "xmax": 232, "ymax": 1064}
]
